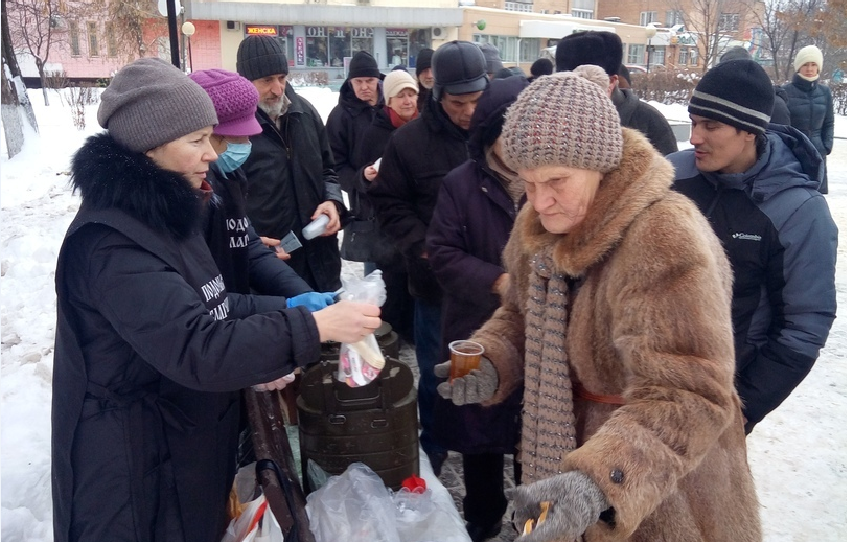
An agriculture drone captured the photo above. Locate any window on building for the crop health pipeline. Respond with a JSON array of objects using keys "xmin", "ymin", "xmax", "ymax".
[
  {"xmin": 386, "ymin": 29, "xmax": 408, "ymax": 66},
  {"xmin": 690, "ymin": 47, "xmax": 699, "ymax": 65},
  {"xmin": 718, "ymin": 13, "xmax": 740, "ymax": 32},
  {"xmin": 305, "ymin": 27, "xmax": 329, "ymax": 67},
  {"xmin": 69, "ymin": 20, "xmax": 80, "ymax": 56},
  {"xmin": 678, "ymin": 47, "xmax": 689, "ymax": 65},
  {"xmin": 472, "ymin": 34, "xmax": 538, "ymax": 64},
  {"xmin": 627, "ymin": 43, "xmax": 645, "ymax": 65},
  {"xmin": 504, "ymin": 3, "xmax": 533, "ymax": 12},
  {"xmin": 640, "ymin": 11, "xmax": 657, "ymax": 26},
  {"xmin": 651, "ymin": 46, "xmax": 665, "ymax": 66},
  {"xmin": 571, "ymin": 9, "xmax": 593, "ymax": 19},
  {"xmin": 87, "ymin": 21, "xmax": 98, "ymax": 57},
  {"xmin": 408, "ymin": 29, "xmax": 431, "ymax": 68},
  {"xmin": 666, "ymin": 10, "xmax": 684, "ymax": 27},
  {"xmin": 276, "ymin": 28, "xmax": 295, "ymax": 68},
  {"xmin": 105, "ymin": 21, "xmax": 117, "ymax": 57}
]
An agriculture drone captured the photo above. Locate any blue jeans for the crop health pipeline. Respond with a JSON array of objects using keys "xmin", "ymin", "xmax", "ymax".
[{"xmin": 414, "ymin": 299, "xmax": 446, "ymax": 458}]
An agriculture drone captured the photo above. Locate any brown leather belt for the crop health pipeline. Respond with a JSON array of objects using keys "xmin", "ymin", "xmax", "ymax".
[{"xmin": 573, "ymin": 383, "xmax": 626, "ymax": 405}]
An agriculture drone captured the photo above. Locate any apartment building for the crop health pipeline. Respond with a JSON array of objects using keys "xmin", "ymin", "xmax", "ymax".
[{"xmin": 598, "ymin": 0, "xmax": 765, "ymax": 70}]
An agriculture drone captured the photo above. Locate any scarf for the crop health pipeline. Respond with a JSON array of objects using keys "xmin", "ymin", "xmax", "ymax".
[
  {"xmin": 522, "ymin": 247, "xmax": 578, "ymax": 484},
  {"xmin": 387, "ymin": 105, "xmax": 417, "ymax": 128},
  {"xmin": 485, "ymin": 145, "xmax": 524, "ymax": 204}
]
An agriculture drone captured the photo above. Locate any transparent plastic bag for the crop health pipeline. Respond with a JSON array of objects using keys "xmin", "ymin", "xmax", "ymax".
[
  {"xmin": 338, "ymin": 270, "xmax": 387, "ymax": 387},
  {"xmin": 305, "ymin": 463, "xmax": 399, "ymax": 542}
]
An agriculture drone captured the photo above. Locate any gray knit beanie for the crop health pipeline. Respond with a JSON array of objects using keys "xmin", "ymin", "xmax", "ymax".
[
  {"xmin": 237, "ymin": 36, "xmax": 289, "ymax": 81},
  {"xmin": 97, "ymin": 58, "xmax": 218, "ymax": 153},
  {"xmin": 502, "ymin": 71, "xmax": 623, "ymax": 173}
]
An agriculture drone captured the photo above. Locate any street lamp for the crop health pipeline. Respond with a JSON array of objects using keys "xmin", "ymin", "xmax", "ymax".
[
  {"xmin": 645, "ymin": 24, "xmax": 657, "ymax": 74},
  {"xmin": 181, "ymin": 21, "xmax": 196, "ymax": 73}
]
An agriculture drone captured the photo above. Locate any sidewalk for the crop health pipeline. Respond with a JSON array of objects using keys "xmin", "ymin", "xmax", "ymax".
[{"xmin": 398, "ymin": 342, "xmax": 519, "ymax": 542}]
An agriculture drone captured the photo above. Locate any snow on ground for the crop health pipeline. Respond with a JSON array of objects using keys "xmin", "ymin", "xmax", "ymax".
[{"xmin": 1, "ymin": 87, "xmax": 846, "ymax": 541}]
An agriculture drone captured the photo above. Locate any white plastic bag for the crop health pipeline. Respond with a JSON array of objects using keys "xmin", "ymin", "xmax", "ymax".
[
  {"xmin": 221, "ymin": 493, "xmax": 284, "ymax": 542},
  {"xmin": 305, "ymin": 462, "xmax": 470, "ymax": 542},
  {"xmin": 338, "ymin": 270, "xmax": 388, "ymax": 387},
  {"xmin": 305, "ymin": 463, "xmax": 399, "ymax": 542}
]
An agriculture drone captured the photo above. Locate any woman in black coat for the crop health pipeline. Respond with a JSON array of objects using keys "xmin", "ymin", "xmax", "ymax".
[
  {"xmin": 52, "ymin": 58, "xmax": 381, "ymax": 542},
  {"xmin": 426, "ymin": 76, "xmax": 529, "ymax": 542},
  {"xmin": 784, "ymin": 44, "xmax": 835, "ymax": 193}
]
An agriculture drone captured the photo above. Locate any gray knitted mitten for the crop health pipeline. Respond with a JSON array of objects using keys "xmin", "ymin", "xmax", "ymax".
[
  {"xmin": 434, "ymin": 357, "xmax": 498, "ymax": 406},
  {"xmin": 513, "ymin": 471, "xmax": 609, "ymax": 542}
]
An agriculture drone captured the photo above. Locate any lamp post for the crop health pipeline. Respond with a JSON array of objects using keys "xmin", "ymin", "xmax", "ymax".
[
  {"xmin": 181, "ymin": 21, "xmax": 196, "ymax": 74},
  {"xmin": 645, "ymin": 24, "xmax": 657, "ymax": 74}
]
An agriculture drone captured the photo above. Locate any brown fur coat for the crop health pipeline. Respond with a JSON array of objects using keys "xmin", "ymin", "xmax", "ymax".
[{"xmin": 473, "ymin": 129, "xmax": 761, "ymax": 541}]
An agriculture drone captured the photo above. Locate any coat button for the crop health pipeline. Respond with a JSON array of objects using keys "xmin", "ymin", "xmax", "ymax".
[{"xmin": 610, "ymin": 469, "xmax": 624, "ymax": 484}]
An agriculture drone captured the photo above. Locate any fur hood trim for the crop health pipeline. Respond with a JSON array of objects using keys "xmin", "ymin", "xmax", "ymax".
[
  {"xmin": 70, "ymin": 132, "xmax": 204, "ymax": 240},
  {"xmin": 514, "ymin": 128, "xmax": 674, "ymax": 276}
]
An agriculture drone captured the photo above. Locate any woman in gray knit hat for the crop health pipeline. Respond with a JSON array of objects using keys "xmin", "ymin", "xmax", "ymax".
[
  {"xmin": 52, "ymin": 57, "xmax": 380, "ymax": 542},
  {"xmin": 437, "ymin": 66, "xmax": 761, "ymax": 542}
]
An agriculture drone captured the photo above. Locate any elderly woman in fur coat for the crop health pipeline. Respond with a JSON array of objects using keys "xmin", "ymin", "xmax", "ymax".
[{"xmin": 437, "ymin": 66, "xmax": 761, "ymax": 542}]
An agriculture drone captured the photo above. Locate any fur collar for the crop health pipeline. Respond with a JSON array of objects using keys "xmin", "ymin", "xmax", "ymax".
[
  {"xmin": 514, "ymin": 128, "xmax": 674, "ymax": 276},
  {"xmin": 70, "ymin": 133, "xmax": 204, "ymax": 240}
]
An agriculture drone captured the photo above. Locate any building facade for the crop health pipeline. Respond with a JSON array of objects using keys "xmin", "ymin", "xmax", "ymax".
[{"xmin": 15, "ymin": 0, "xmax": 664, "ymax": 82}]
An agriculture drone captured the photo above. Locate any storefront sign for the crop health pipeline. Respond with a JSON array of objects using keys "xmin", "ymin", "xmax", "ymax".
[
  {"xmin": 306, "ymin": 26, "xmax": 326, "ymax": 37},
  {"xmin": 296, "ymin": 36, "xmax": 305, "ymax": 65},
  {"xmin": 351, "ymin": 28, "xmax": 374, "ymax": 38},
  {"xmin": 246, "ymin": 25, "xmax": 277, "ymax": 36},
  {"xmin": 386, "ymin": 28, "xmax": 408, "ymax": 37}
]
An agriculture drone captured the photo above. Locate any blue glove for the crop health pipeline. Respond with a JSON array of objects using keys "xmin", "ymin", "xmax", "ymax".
[{"xmin": 285, "ymin": 292, "xmax": 335, "ymax": 312}]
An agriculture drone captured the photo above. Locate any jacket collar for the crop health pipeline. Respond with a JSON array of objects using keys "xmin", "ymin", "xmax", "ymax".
[
  {"xmin": 421, "ymin": 96, "xmax": 469, "ymax": 141},
  {"xmin": 70, "ymin": 133, "xmax": 205, "ymax": 240},
  {"xmin": 516, "ymin": 129, "xmax": 672, "ymax": 276}
]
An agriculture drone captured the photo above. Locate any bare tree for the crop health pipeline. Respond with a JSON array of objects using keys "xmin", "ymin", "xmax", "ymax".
[
  {"xmin": 2, "ymin": 0, "xmax": 39, "ymax": 157},
  {"xmin": 107, "ymin": 0, "xmax": 166, "ymax": 62},
  {"xmin": 667, "ymin": 0, "xmax": 761, "ymax": 73},
  {"xmin": 5, "ymin": 0, "xmax": 65, "ymax": 105}
]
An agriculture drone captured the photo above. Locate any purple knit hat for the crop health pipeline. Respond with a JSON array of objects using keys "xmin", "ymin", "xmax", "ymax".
[{"xmin": 188, "ymin": 69, "xmax": 261, "ymax": 137}]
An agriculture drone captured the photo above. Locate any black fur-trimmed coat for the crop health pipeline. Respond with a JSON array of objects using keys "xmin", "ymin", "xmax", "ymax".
[{"xmin": 52, "ymin": 133, "xmax": 320, "ymax": 542}]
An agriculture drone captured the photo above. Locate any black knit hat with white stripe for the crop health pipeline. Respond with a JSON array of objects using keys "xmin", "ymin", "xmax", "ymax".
[{"xmin": 689, "ymin": 59, "xmax": 773, "ymax": 135}]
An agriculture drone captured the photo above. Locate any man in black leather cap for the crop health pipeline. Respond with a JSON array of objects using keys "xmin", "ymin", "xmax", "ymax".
[{"xmin": 369, "ymin": 40, "xmax": 489, "ymax": 481}]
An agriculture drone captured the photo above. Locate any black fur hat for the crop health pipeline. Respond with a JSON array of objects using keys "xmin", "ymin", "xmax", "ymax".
[{"xmin": 555, "ymin": 31, "xmax": 623, "ymax": 76}]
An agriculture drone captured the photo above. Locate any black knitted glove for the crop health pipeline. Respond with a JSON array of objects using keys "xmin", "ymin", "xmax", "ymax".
[
  {"xmin": 434, "ymin": 357, "xmax": 498, "ymax": 406},
  {"xmin": 513, "ymin": 471, "xmax": 609, "ymax": 542}
]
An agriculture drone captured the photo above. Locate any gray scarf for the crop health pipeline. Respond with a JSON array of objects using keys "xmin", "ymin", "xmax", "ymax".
[{"xmin": 522, "ymin": 247, "xmax": 578, "ymax": 484}]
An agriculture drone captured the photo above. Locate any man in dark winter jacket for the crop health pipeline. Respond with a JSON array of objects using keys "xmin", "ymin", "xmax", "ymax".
[
  {"xmin": 369, "ymin": 40, "xmax": 489, "ymax": 475},
  {"xmin": 670, "ymin": 59, "xmax": 837, "ymax": 434},
  {"xmin": 326, "ymin": 51, "xmax": 384, "ymax": 273},
  {"xmin": 237, "ymin": 35, "xmax": 346, "ymax": 292},
  {"xmin": 415, "ymin": 48, "xmax": 434, "ymax": 112},
  {"xmin": 556, "ymin": 31, "xmax": 678, "ymax": 156},
  {"xmin": 719, "ymin": 46, "xmax": 790, "ymax": 124}
]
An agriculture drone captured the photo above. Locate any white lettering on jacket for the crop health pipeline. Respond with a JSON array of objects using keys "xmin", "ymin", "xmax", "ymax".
[{"xmin": 201, "ymin": 274, "xmax": 226, "ymax": 302}]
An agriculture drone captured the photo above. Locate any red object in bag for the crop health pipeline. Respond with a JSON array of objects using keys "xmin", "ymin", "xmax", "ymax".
[{"xmin": 401, "ymin": 474, "xmax": 426, "ymax": 494}]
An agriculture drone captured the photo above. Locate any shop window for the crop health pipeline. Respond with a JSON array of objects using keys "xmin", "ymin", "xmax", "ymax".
[
  {"xmin": 519, "ymin": 38, "xmax": 541, "ymax": 62},
  {"xmin": 278, "ymin": 27, "xmax": 295, "ymax": 68},
  {"xmin": 387, "ymin": 29, "xmax": 409, "ymax": 66},
  {"xmin": 305, "ymin": 27, "xmax": 329, "ymax": 67},
  {"xmin": 408, "ymin": 29, "xmax": 431, "ymax": 68}
]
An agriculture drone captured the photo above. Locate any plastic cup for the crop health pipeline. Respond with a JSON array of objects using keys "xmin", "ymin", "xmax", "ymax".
[{"xmin": 449, "ymin": 340, "xmax": 485, "ymax": 382}]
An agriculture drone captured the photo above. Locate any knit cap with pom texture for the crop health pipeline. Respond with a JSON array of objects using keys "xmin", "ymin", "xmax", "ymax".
[
  {"xmin": 189, "ymin": 69, "xmax": 261, "ymax": 137},
  {"xmin": 502, "ymin": 71, "xmax": 623, "ymax": 174}
]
